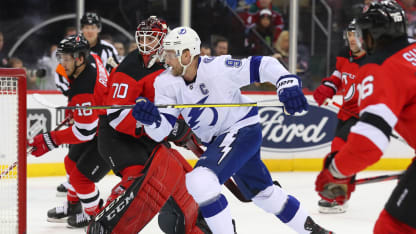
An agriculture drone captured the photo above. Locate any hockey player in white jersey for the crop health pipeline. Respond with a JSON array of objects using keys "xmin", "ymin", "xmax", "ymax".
[{"xmin": 132, "ymin": 26, "xmax": 333, "ymax": 234}]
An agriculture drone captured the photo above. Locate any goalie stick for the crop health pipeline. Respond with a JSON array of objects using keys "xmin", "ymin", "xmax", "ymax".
[{"xmin": 0, "ymin": 115, "xmax": 71, "ymax": 179}]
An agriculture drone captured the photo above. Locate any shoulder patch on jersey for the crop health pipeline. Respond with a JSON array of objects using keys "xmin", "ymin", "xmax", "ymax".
[
  {"xmin": 224, "ymin": 58, "xmax": 242, "ymax": 68},
  {"xmin": 203, "ymin": 57, "xmax": 215, "ymax": 63}
]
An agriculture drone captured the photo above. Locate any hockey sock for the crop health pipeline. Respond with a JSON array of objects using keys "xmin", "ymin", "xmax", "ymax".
[
  {"xmin": 330, "ymin": 137, "xmax": 345, "ymax": 152},
  {"xmin": 67, "ymin": 189, "xmax": 79, "ymax": 204},
  {"xmin": 276, "ymin": 195, "xmax": 310, "ymax": 234},
  {"xmin": 199, "ymin": 194, "xmax": 234, "ymax": 234},
  {"xmin": 70, "ymin": 166, "xmax": 100, "ymax": 216}
]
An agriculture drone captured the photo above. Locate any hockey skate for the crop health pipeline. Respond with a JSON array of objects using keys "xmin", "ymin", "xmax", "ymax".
[
  {"xmin": 47, "ymin": 201, "xmax": 82, "ymax": 223},
  {"xmin": 56, "ymin": 183, "xmax": 68, "ymax": 197},
  {"xmin": 304, "ymin": 216, "xmax": 334, "ymax": 234},
  {"xmin": 56, "ymin": 181, "xmax": 71, "ymax": 197},
  {"xmin": 318, "ymin": 199, "xmax": 347, "ymax": 214},
  {"xmin": 67, "ymin": 211, "xmax": 91, "ymax": 228}
]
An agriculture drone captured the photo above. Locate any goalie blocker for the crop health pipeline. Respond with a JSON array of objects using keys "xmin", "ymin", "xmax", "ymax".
[{"xmin": 88, "ymin": 143, "xmax": 210, "ymax": 234}]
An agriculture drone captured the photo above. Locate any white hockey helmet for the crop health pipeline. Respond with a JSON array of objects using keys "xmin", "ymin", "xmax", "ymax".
[{"xmin": 163, "ymin": 26, "xmax": 201, "ymax": 75}]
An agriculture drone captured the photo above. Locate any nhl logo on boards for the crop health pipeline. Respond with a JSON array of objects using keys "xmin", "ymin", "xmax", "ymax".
[{"xmin": 27, "ymin": 109, "xmax": 51, "ymax": 139}]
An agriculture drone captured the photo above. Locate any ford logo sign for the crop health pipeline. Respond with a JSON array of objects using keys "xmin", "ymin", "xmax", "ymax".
[{"xmin": 259, "ymin": 105, "xmax": 338, "ymax": 152}]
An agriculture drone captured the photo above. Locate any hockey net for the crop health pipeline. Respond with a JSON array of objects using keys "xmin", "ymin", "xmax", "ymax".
[{"xmin": 0, "ymin": 69, "xmax": 26, "ymax": 234}]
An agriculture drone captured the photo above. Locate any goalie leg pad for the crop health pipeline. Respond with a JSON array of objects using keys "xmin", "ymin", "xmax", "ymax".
[{"xmin": 94, "ymin": 144, "xmax": 185, "ymax": 233}]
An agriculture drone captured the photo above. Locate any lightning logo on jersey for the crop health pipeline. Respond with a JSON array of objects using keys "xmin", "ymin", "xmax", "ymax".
[
  {"xmin": 217, "ymin": 129, "xmax": 238, "ymax": 165},
  {"xmin": 188, "ymin": 96, "xmax": 218, "ymax": 130}
]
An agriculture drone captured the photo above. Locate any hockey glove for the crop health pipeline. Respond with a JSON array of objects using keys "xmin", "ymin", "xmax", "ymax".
[
  {"xmin": 313, "ymin": 81, "xmax": 337, "ymax": 106},
  {"xmin": 28, "ymin": 132, "xmax": 59, "ymax": 157},
  {"xmin": 315, "ymin": 152, "xmax": 356, "ymax": 205},
  {"xmin": 167, "ymin": 118, "xmax": 201, "ymax": 149},
  {"xmin": 132, "ymin": 97, "xmax": 161, "ymax": 127},
  {"xmin": 276, "ymin": 75, "xmax": 308, "ymax": 115}
]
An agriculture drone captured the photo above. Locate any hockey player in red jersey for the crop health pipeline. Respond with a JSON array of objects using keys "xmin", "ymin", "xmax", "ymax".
[
  {"xmin": 86, "ymin": 16, "xmax": 211, "ymax": 234},
  {"xmin": 28, "ymin": 34, "xmax": 111, "ymax": 228},
  {"xmin": 54, "ymin": 11, "xmax": 119, "ymax": 197},
  {"xmin": 315, "ymin": 1, "xmax": 416, "ymax": 233},
  {"xmin": 313, "ymin": 19, "xmax": 367, "ymax": 213}
]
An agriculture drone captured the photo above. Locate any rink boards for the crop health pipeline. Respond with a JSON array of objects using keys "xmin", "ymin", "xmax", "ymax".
[{"xmin": 25, "ymin": 92, "xmax": 414, "ymax": 177}]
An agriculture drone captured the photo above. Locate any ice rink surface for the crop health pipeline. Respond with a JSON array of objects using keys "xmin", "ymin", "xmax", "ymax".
[{"xmin": 28, "ymin": 171, "xmax": 398, "ymax": 234}]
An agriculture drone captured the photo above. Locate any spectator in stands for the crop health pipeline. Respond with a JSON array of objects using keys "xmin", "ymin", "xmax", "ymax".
[
  {"xmin": 100, "ymin": 34, "xmax": 114, "ymax": 44},
  {"xmin": 35, "ymin": 44, "xmax": 59, "ymax": 90},
  {"xmin": 8, "ymin": 57, "xmax": 38, "ymax": 89},
  {"xmin": 128, "ymin": 40, "xmax": 137, "ymax": 53},
  {"xmin": 65, "ymin": 26, "xmax": 77, "ymax": 37},
  {"xmin": 213, "ymin": 36, "xmax": 229, "ymax": 56},
  {"xmin": 200, "ymin": 43, "xmax": 212, "ymax": 56},
  {"xmin": 0, "ymin": 32, "xmax": 8, "ymax": 67},
  {"xmin": 240, "ymin": 0, "xmax": 284, "ymax": 45},
  {"xmin": 244, "ymin": 8, "xmax": 276, "ymax": 55},
  {"xmin": 114, "ymin": 41, "xmax": 126, "ymax": 62},
  {"xmin": 274, "ymin": 30, "xmax": 311, "ymax": 89}
]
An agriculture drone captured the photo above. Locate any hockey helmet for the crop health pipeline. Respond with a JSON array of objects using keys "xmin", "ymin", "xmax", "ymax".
[
  {"xmin": 357, "ymin": 0, "xmax": 407, "ymax": 41},
  {"xmin": 163, "ymin": 26, "xmax": 201, "ymax": 59},
  {"xmin": 81, "ymin": 12, "xmax": 102, "ymax": 29},
  {"xmin": 56, "ymin": 34, "xmax": 90, "ymax": 60},
  {"xmin": 344, "ymin": 19, "xmax": 364, "ymax": 52},
  {"xmin": 135, "ymin": 16, "xmax": 168, "ymax": 56}
]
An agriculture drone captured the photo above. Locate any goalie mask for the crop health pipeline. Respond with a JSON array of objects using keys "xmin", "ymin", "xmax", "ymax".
[
  {"xmin": 343, "ymin": 19, "xmax": 364, "ymax": 54},
  {"xmin": 135, "ymin": 16, "xmax": 168, "ymax": 68}
]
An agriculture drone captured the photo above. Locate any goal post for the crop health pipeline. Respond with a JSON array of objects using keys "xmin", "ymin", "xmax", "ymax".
[{"xmin": 0, "ymin": 68, "xmax": 27, "ymax": 234}]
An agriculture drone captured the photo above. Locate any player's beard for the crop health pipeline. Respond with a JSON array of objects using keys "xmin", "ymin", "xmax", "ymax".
[{"xmin": 171, "ymin": 65, "xmax": 184, "ymax": 76}]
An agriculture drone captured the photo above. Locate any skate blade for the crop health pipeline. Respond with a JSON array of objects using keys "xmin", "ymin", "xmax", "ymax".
[
  {"xmin": 47, "ymin": 217, "xmax": 68, "ymax": 223},
  {"xmin": 318, "ymin": 205, "xmax": 346, "ymax": 214},
  {"xmin": 56, "ymin": 192, "xmax": 67, "ymax": 197}
]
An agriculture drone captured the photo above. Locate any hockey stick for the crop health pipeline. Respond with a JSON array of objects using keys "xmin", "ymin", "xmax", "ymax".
[
  {"xmin": 325, "ymin": 99, "xmax": 407, "ymax": 144},
  {"xmin": 58, "ymin": 100, "xmax": 283, "ymax": 110},
  {"xmin": 355, "ymin": 172, "xmax": 403, "ymax": 185},
  {"xmin": 33, "ymin": 93, "xmax": 282, "ymax": 110},
  {"xmin": 184, "ymin": 140, "xmax": 251, "ymax": 203},
  {"xmin": 0, "ymin": 116, "xmax": 71, "ymax": 179}
]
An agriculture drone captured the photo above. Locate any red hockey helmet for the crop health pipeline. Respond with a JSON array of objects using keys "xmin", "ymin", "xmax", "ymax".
[{"xmin": 135, "ymin": 16, "xmax": 168, "ymax": 56}]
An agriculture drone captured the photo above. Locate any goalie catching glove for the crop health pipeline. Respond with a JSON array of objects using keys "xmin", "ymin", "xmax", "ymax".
[
  {"xmin": 276, "ymin": 75, "xmax": 308, "ymax": 115},
  {"xmin": 315, "ymin": 152, "xmax": 356, "ymax": 205}
]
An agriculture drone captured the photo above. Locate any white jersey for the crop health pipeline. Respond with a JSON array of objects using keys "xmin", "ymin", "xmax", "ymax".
[{"xmin": 144, "ymin": 55, "xmax": 291, "ymax": 143}]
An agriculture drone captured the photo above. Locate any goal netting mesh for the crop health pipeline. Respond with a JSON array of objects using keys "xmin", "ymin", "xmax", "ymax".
[{"xmin": 0, "ymin": 69, "xmax": 26, "ymax": 234}]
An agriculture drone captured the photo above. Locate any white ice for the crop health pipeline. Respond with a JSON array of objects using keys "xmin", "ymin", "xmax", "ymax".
[{"xmin": 27, "ymin": 171, "xmax": 397, "ymax": 234}]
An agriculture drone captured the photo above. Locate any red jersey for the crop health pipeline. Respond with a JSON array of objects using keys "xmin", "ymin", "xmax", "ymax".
[
  {"xmin": 54, "ymin": 54, "xmax": 109, "ymax": 144},
  {"xmin": 105, "ymin": 49, "xmax": 165, "ymax": 138},
  {"xmin": 334, "ymin": 38, "xmax": 416, "ymax": 175},
  {"xmin": 324, "ymin": 48, "xmax": 366, "ymax": 121}
]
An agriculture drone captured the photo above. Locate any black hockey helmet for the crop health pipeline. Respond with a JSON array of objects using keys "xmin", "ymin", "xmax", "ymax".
[
  {"xmin": 81, "ymin": 12, "xmax": 102, "ymax": 29},
  {"xmin": 357, "ymin": 0, "xmax": 407, "ymax": 41},
  {"xmin": 57, "ymin": 34, "xmax": 90, "ymax": 59}
]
